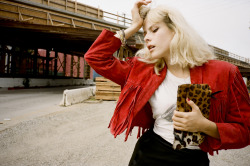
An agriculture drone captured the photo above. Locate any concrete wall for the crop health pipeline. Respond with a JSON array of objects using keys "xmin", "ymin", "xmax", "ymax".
[
  {"xmin": 60, "ymin": 86, "xmax": 96, "ymax": 106},
  {"xmin": 0, "ymin": 78, "xmax": 94, "ymax": 88}
]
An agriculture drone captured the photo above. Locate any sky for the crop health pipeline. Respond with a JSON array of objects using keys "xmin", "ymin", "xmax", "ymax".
[{"xmin": 78, "ymin": 0, "xmax": 250, "ymax": 60}]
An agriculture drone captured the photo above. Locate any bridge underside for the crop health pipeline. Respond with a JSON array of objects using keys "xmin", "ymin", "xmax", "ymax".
[
  {"xmin": 0, "ymin": 19, "xmax": 136, "ymax": 79},
  {"xmin": 0, "ymin": 19, "xmax": 99, "ymax": 79},
  {"xmin": 238, "ymin": 67, "xmax": 250, "ymax": 77},
  {"xmin": 0, "ymin": 0, "xmax": 249, "ymax": 84},
  {"xmin": 0, "ymin": 19, "xmax": 101, "ymax": 57},
  {"xmin": 0, "ymin": 19, "xmax": 249, "ymax": 84}
]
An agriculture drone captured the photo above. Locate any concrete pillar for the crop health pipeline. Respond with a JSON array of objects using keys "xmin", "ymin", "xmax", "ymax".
[
  {"xmin": 243, "ymin": 77, "xmax": 247, "ymax": 86},
  {"xmin": 71, "ymin": 54, "xmax": 73, "ymax": 77},
  {"xmin": 45, "ymin": 48, "xmax": 50, "ymax": 76},
  {"xmin": 54, "ymin": 50, "xmax": 58, "ymax": 77},
  {"xmin": 63, "ymin": 53, "xmax": 66, "ymax": 76},
  {"xmin": 33, "ymin": 48, "xmax": 38, "ymax": 76}
]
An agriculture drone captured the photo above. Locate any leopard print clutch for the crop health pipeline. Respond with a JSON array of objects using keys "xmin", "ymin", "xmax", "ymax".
[{"xmin": 173, "ymin": 84, "xmax": 212, "ymax": 150}]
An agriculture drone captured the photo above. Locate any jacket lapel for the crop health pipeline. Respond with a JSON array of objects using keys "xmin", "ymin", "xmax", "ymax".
[
  {"xmin": 190, "ymin": 66, "xmax": 203, "ymax": 84},
  {"xmin": 135, "ymin": 64, "xmax": 204, "ymax": 111},
  {"xmin": 134, "ymin": 65, "xmax": 167, "ymax": 112},
  {"xmin": 138, "ymin": 65, "xmax": 203, "ymax": 109},
  {"xmin": 133, "ymin": 64, "xmax": 204, "ymax": 122}
]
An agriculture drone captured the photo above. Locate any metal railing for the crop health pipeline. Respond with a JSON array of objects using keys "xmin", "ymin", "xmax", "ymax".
[
  {"xmin": 103, "ymin": 11, "xmax": 132, "ymax": 26},
  {"xmin": 228, "ymin": 52, "xmax": 250, "ymax": 64},
  {"xmin": 212, "ymin": 46, "xmax": 250, "ymax": 65},
  {"xmin": 20, "ymin": 0, "xmax": 133, "ymax": 27}
]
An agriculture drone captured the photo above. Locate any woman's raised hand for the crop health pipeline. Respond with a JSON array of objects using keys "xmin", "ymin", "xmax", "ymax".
[
  {"xmin": 123, "ymin": 0, "xmax": 151, "ymax": 40},
  {"xmin": 131, "ymin": 0, "xmax": 152, "ymax": 31}
]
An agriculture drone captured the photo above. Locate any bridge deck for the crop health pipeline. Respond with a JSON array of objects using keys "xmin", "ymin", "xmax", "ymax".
[{"xmin": 0, "ymin": 0, "xmax": 249, "ymax": 81}]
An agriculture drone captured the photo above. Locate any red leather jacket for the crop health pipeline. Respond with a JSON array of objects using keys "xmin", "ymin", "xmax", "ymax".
[{"xmin": 85, "ymin": 29, "xmax": 250, "ymax": 155}]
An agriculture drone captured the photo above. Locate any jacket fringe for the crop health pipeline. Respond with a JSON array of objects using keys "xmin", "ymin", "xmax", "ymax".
[
  {"xmin": 137, "ymin": 127, "xmax": 149, "ymax": 139},
  {"xmin": 108, "ymin": 84, "xmax": 142, "ymax": 141}
]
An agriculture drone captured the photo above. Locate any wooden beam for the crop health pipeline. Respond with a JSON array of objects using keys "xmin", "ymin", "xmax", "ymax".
[
  {"xmin": 75, "ymin": 0, "xmax": 77, "ymax": 13},
  {"xmin": 0, "ymin": 19, "xmax": 102, "ymax": 40}
]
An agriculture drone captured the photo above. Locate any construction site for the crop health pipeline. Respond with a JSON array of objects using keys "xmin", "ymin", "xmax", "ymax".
[{"xmin": 0, "ymin": 0, "xmax": 250, "ymax": 165}]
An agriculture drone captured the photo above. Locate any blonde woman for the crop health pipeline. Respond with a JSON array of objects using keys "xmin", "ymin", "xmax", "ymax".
[{"xmin": 85, "ymin": 0, "xmax": 250, "ymax": 165}]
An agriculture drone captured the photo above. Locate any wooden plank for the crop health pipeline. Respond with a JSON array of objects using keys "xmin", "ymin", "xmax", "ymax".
[
  {"xmin": 95, "ymin": 91, "xmax": 121, "ymax": 96},
  {"xmin": 95, "ymin": 76, "xmax": 121, "ymax": 100},
  {"xmin": 95, "ymin": 77, "xmax": 121, "ymax": 91},
  {"xmin": 95, "ymin": 76, "xmax": 112, "ymax": 82},
  {"xmin": 96, "ymin": 85, "xmax": 121, "ymax": 92},
  {"xmin": 95, "ymin": 95, "xmax": 119, "ymax": 100},
  {"xmin": 95, "ymin": 81, "xmax": 120, "ymax": 87},
  {"xmin": 95, "ymin": 91, "xmax": 120, "ymax": 100}
]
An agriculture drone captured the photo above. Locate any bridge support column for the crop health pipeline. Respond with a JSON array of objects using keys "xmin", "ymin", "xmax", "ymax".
[
  {"xmin": 243, "ymin": 77, "xmax": 248, "ymax": 86},
  {"xmin": 54, "ymin": 50, "xmax": 58, "ymax": 77},
  {"xmin": 45, "ymin": 48, "xmax": 50, "ymax": 76}
]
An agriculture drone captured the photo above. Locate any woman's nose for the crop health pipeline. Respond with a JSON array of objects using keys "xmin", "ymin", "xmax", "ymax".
[{"xmin": 144, "ymin": 34, "xmax": 151, "ymax": 43}]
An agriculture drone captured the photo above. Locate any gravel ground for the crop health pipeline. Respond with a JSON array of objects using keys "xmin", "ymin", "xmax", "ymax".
[
  {"xmin": 0, "ymin": 98, "xmax": 250, "ymax": 165},
  {"xmin": 0, "ymin": 101, "xmax": 138, "ymax": 166}
]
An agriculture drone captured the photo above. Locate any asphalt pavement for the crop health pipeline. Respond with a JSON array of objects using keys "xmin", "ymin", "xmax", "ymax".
[{"xmin": 0, "ymin": 87, "xmax": 249, "ymax": 166}]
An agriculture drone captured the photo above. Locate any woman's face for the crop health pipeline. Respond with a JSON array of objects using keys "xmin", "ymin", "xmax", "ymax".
[{"xmin": 143, "ymin": 19, "xmax": 175, "ymax": 62}]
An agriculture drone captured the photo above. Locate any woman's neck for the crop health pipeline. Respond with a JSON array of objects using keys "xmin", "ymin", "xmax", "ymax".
[{"xmin": 167, "ymin": 64, "xmax": 190, "ymax": 79}]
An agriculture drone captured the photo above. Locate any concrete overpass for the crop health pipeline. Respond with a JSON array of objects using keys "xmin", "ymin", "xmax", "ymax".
[{"xmin": 0, "ymin": 0, "xmax": 249, "ymax": 88}]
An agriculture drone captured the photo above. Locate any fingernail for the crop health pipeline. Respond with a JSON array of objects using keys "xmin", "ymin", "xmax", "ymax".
[{"xmin": 187, "ymin": 98, "xmax": 190, "ymax": 101}]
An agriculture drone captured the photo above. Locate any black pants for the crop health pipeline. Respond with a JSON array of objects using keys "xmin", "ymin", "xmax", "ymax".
[{"xmin": 129, "ymin": 129, "xmax": 209, "ymax": 166}]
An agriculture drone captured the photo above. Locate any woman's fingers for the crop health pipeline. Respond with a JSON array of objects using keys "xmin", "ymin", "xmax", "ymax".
[
  {"xmin": 186, "ymin": 98, "xmax": 199, "ymax": 112},
  {"xmin": 131, "ymin": 0, "xmax": 151, "ymax": 30},
  {"xmin": 173, "ymin": 123, "xmax": 187, "ymax": 131},
  {"xmin": 133, "ymin": 0, "xmax": 151, "ymax": 12},
  {"xmin": 173, "ymin": 110, "xmax": 188, "ymax": 118},
  {"xmin": 172, "ymin": 99, "xmax": 205, "ymax": 132},
  {"xmin": 132, "ymin": 0, "xmax": 151, "ymax": 12},
  {"xmin": 135, "ymin": 0, "xmax": 152, "ymax": 6},
  {"xmin": 137, "ymin": 0, "xmax": 152, "ymax": 6},
  {"xmin": 172, "ymin": 110, "xmax": 186, "ymax": 122}
]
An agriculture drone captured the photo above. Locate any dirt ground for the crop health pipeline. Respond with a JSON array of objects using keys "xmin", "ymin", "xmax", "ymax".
[{"xmin": 0, "ymin": 92, "xmax": 250, "ymax": 165}]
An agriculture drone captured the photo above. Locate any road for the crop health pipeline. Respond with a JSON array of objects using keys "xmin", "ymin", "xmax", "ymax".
[
  {"xmin": 0, "ymin": 87, "xmax": 249, "ymax": 166},
  {"xmin": 0, "ymin": 86, "xmax": 87, "ymax": 130}
]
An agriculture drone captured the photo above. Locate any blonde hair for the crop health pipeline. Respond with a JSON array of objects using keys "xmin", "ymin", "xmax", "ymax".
[{"xmin": 136, "ymin": 5, "xmax": 216, "ymax": 75}]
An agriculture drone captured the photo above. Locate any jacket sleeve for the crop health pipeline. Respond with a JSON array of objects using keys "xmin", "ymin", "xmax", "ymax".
[
  {"xmin": 215, "ymin": 66, "xmax": 250, "ymax": 149},
  {"xmin": 84, "ymin": 29, "xmax": 133, "ymax": 86}
]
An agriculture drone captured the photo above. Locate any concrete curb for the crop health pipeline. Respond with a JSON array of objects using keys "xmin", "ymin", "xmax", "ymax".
[{"xmin": 59, "ymin": 86, "xmax": 96, "ymax": 106}]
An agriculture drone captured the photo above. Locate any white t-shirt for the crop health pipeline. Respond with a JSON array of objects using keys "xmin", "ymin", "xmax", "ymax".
[{"xmin": 149, "ymin": 70, "xmax": 200, "ymax": 149}]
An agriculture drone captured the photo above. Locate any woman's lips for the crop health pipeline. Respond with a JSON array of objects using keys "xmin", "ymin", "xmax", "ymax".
[{"xmin": 148, "ymin": 45, "xmax": 155, "ymax": 52}]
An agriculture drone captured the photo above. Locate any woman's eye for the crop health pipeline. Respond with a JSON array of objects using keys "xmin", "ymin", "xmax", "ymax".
[{"xmin": 153, "ymin": 28, "xmax": 159, "ymax": 33}]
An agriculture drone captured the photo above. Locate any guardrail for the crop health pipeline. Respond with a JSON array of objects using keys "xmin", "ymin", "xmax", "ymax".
[
  {"xmin": 24, "ymin": 0, "xmax": 132, "ymax": 27},
  {"xmin": 211, "ymin": 45, "xmax": 250, "ymax": 65},
  {"xmin": 228, "ymin": 52, "xmax": 250, "ymax": 64}
]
